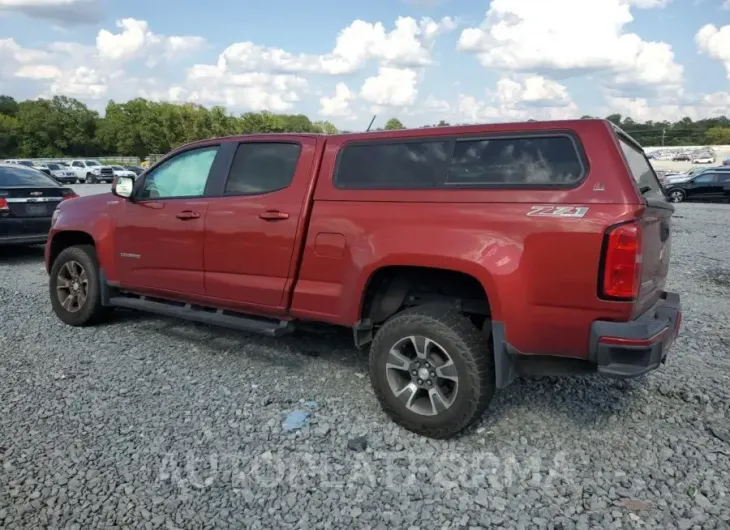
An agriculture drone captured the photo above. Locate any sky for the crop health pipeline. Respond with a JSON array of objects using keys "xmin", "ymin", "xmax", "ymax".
[{"xmin": 0, "ymin": 0, "xmax": 728, "ymax": 130}]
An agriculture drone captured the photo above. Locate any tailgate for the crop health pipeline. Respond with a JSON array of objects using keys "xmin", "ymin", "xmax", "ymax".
[
  {"xmin": 635, "ymin": 201, "xmax": 673, "ymax": 317},
  {"xmin": 613, "ymin": 131, "xmax": 674, "ymax": 317}
]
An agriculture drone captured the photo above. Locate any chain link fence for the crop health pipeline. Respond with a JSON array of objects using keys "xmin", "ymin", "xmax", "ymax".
[{"xmin": 4, "ymin": 156, "xmax": 141, "ymax": 165}]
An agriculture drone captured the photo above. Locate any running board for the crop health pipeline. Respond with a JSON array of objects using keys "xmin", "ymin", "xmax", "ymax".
[{"xmin": 107, "ymin": 295, "xmax": 295, "ymax": 337}]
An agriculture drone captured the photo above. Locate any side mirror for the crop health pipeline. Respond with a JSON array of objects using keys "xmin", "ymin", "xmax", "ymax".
[{"xmin": 112, "ymin": 176, "xmax": 134, "ymax": 199}]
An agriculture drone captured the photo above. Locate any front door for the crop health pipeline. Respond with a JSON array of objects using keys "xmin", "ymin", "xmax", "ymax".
[
  {"xmin": 114, "ymin": 144, "xmax": 221, "ymax": 296},
  {"xmin": 203, "ymin": 138, "xmax": 317, "ymax": 309},
  {"xmin": 686, "ymin": 172, "xmax": 718, "ymax": 200}
]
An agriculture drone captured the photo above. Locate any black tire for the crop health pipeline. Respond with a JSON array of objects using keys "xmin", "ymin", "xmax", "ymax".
[
  {"xmin": 85, "ymin": 172, "xmax": 95, "ymax": 184},
  {"xmin": 369, "ymin": 304, "xmax": 495, "ymax": 439},
  {"xmin": 668, "ymin": 189, "xmax": 685, "ymax": 203},
  {"xmin": 49, "ymin": 244, "xmax": 110, "ymax": 326}
]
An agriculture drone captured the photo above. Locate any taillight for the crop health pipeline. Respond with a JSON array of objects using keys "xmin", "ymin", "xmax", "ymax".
[
  {"xmin": 0, "ymin": 197, "xmax": 9, "ymax": 212},
  {"xmin": 62, "ymin": 191, "xmax": 79, "ymax": 201},
  {"xmin": 600, "ymin": 220, "xmax": 642, "ymax": 300}
]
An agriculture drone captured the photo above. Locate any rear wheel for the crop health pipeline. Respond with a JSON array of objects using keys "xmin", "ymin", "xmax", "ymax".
[
  {"xmin": 369, "ymin": 304, "xmax": 495, "ymax": 439},
  {"xmin": 668, "ymin": 189, "xmax": 685, "ymax": 203},
  {"xmin": 49, "ymin": 245, "xmax": 109, "ymax": 326}
]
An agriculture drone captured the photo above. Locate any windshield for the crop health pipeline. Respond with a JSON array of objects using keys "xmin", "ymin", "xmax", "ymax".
[
  {"xmin": 0, "ymin": 165, "xmax": 61, "ymax": 187},
  {"xmin": 47, "ymin": 164, "xmax": 61, "ymax": 170},
  {"xmin": 112, "ymin": 166, "xmax": 125, "ymax": 170},
  {"xmin": 85, "ymin": 160, "xmax": 101, "ymax": 166},
  {"xmin": 617, "ymin": 136, "xmax": 666, "ymax": 201},
  {"xmin": 18, "ymin": 160, "xmax": 34, "ymax": 166}
]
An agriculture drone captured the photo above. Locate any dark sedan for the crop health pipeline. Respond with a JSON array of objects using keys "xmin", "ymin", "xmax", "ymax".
[
  {"xmin": 0, "ymin": 164, "xmax": 78, "ymax": 246},
  {"xmin": 664, "ymin": 169, "xmax": 730, "ymax": 203}
]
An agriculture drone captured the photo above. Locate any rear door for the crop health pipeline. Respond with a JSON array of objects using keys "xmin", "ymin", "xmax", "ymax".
[
  {"xmin": 203, "ymin": 137, "xmax": 317, "ymax": 310},
  {"xmin": 616, "ymin": 135, "xmax": 673, "ymax": 317},
  {"xmin": 719, "ymin": 173, "xmax": 730, "ymax": 199}
]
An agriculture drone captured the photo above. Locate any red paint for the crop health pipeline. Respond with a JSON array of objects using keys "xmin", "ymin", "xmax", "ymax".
[{"xmin": 46, "ymin": 119, "xmax": 675, "ymax": 360}]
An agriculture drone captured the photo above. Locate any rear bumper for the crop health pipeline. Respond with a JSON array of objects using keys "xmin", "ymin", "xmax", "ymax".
[
  {"xmin": 0, "ymin": 217, "xmax": 52, "ymax": 245},
  {"xmin": 589, "ymin": 291, "xmax": 682, "ymax": 378},
  {"xmin": 0, "ymin": 233, "xmax": 48, "ymax": 245}
]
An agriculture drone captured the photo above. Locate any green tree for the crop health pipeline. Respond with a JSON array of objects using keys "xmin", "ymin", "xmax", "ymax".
[
  {"xmin": 705, "ymin": 127, "xmax": 730, "ymax": 145},
  {"xmin": 0, "ymin": 95, "xmax": 18, "ymax": 117},
  {"xmin": 384, "ymin": 118, "xmax": 405, "ymax": 130},
  {"xmin": 0, "ymin": 113, "xmax": 19, "ymax": 157},
  {"xmin": 313, "ymin": 120, "xmax": 338, "ymax": 134}
]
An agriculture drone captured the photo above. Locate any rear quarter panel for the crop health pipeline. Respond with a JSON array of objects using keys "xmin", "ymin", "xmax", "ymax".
[{"xmin": 291, "ymin": 120, "xmax": 646, "ymax": 358}]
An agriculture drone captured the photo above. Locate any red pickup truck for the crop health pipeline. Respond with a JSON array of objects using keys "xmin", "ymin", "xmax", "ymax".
[{"xmin": 45, "ymin": 119, "xmax": 682, "ymax": 438}]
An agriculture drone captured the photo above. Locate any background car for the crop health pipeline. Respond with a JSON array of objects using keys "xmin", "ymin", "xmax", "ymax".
[
  {"xmin": 46, "ymin": 163, "xmax": 78, "ymax": 184},
  {"xmin": 0, "ymin": 163, "xmax": 78, "ymax": 246},
  {"xmin": 692, "ymin": 154, "xmax": 715, "ymax": 164},
  {"xmin": 110, "ymin": 165, "xmax": 138, "ymax": 178},
  {"xmin": 69, "ymin": 159, "xmax": 115, "ymax": 183},
  {"xmin": 664, "ymin": 170, "xmax": 730, "ymax": 203},
  {"xmin": 124, "ymin": 165, "xmax": 145, "ymax": 176},
  {"xmin": 723, "ymin": 157, "xmax": 730, "ymax": 166},
  {"xmin": 4, "ymin": 159, "xmax": 52, "ymax": 177}
]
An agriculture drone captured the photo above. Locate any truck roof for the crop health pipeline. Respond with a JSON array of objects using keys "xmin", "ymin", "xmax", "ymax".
[{"xmin": 180, "ymin": 118, "xmax": 618, "ymax": 151}]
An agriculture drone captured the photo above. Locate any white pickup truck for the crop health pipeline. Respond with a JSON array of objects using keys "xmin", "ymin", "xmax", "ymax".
[{"xmin": 69, "ymin": 159, "xmax": 115, "ymax": 184}]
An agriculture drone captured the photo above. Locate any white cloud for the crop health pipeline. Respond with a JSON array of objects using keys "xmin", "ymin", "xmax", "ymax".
[
  {"xmin": 458, "ymin": 0, "xmax": 682, "ymax": 93},
  {"xmin": 14, "ymin": 64, "xmax": 61, "ymax": 79},
  {"xmin": 174, "ymin": 68, "xmax": 308, "ymax": 112},
  {"xmin": 49, "ymin": 66, "xmax": 109, "ymax": 98},
  {"xmin": 96, "ymin": 18, "xmax": 205, "ymax": 65},
  {"xmin": 413, "ymin": 76, "xmax": 579, "ymax": 124},
  {"xmin": 319, "ymin": 82, "xmax": 355, "ymax": 117},
  {"xmin": 360, "ymin": 67, "xmax": 419, "ymax": 107},
  {"xmin": 184, "ymin": 16, "xmax": 455, "ymax": 114},
  {"xmin": 696, "ymin": 24, "xmax": 730, "ymax": 79},
  {"xmin": 628, "ymin": 0, "xmax": 670, "ymax": 6},
  {"xmin": 0, "ymin": 0, "xmax": 101, "ymax": 24},
  {"xmin": 215, "ymin": 16, "xmax": 455, "ymax": 76},
  {"xmin": 605, "ymin": 91, "xmax": 730, "ymax": 122},
  {"xmin": 495, "ymin": 76, "xmax": 571, "ymax": 106}
]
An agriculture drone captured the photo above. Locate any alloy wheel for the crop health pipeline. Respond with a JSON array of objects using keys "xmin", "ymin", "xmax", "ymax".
[
  {"xmin": 385, "ymin": 335, "xmax": 459, "ymax": 416},
  {"xmin": 56, "ymin": 260, "xmax": 89, "ymax": 313}
]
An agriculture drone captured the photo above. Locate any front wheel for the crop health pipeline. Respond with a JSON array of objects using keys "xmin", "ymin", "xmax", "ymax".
[
  {"xmin": 668, "ymin": 189, "xmax": 685, "ymax": 203},
  {"xmin": 49, "ymin": 245, "xmax": 110, "ymax": 326},
  {"xmin": 369, "ymin": 304, "xmax": 495, "ymax": 439},
  {"xmin": 85, "ymin": 172, "xmax": 96, "ymax": 184}
]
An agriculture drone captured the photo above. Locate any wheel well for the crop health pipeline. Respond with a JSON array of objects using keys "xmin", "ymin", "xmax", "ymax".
[
  {"xmin": 49, "ymin": 231, "xmax": 95, "ymax": 270},
  {"xmin": 360, "ymin": 266, "xmax": 491, "ymax": 326}
]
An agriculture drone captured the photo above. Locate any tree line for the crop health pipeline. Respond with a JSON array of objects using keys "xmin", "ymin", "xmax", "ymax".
[{"xmin": 1, "ymin": 94, "xmax": 729, "ymax": 160}]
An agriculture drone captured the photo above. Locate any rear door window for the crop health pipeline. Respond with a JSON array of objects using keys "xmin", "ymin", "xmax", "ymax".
[
  {"xmin": 334, "ymin": 140, "xmax": 451, "ymax": 189},
  {"xmin": 618, "ymin": 137, "xmax": 666, "ymax": 201},
  {"xmin": 0, "ymin": 166, "xmax": 61, "ymax": 187},
  {"xmin": 224, "ymin": 142, "xmax": 301, "ymax": 195},
  {"xmin": 447, "ymin": 136, "xmax": 584, "ymax": 186}
]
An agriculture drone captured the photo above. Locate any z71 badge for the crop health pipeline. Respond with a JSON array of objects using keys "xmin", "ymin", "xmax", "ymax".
[{"xmin": 526, "ymin": 206, "xmax": 589, "ymax": 218}]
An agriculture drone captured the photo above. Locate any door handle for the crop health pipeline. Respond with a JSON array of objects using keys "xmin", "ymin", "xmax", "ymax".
[
  {"xmin": 176, "ymin": 211, "xmax": 200, "ymax": 220},
  {"xmin": 259, "ymin": 211, "xmax": 289, "ymax": 220}
]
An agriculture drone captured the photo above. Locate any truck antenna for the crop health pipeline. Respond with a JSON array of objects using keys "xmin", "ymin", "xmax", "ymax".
[{"xmin": 366, "ymin": 115, "xmax": 376, "ymax": 132}]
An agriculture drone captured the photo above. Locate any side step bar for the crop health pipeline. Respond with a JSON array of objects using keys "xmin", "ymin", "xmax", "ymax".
[{"xmin": 107, "ymin": 295, "xmax": 295, "ymax": 337}]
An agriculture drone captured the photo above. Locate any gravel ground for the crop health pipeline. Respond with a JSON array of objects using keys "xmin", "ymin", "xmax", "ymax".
[{"xmin": 1, "ymin": 196, "xmax": 729, "ymax": 530}]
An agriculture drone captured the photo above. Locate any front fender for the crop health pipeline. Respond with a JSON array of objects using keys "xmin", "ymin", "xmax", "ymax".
[{"xmin": 46, "ymin": 194, "xmax": 121, "ymax": 281}]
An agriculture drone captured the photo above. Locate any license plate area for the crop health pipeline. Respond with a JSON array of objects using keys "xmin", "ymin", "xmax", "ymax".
[{"xmin": 25, "ymin": 203, "xmax": 49, "ymax": 216}]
